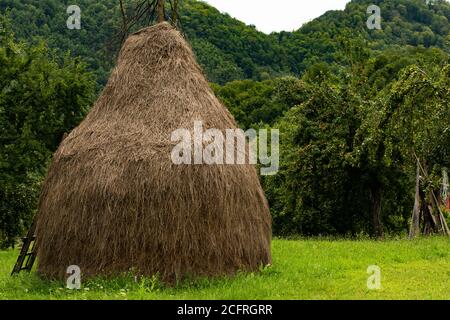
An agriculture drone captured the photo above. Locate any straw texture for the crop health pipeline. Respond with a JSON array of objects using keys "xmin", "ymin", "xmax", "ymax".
[{"xmin": 35, "ymin": 22, "xmax": 272, "ymax": 283}]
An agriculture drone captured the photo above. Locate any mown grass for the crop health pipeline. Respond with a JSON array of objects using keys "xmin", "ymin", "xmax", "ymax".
[{"xmin": 0, "ymin": 237, "xmax": 448, "ymax": 300}]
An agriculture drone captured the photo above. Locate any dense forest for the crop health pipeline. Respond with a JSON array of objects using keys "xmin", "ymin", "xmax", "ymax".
[
  {"xmin": 1, "ymin": 0, "xmax": 449, "ymax": 246},
  {"xmin": 1, "ymin": 0, "xmax": 449, "ymax": 85}
]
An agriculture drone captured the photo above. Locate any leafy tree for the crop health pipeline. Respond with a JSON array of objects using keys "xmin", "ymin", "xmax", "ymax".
[
  {"xmin": 212, "ymin": 77, "xmax": 304, "ymax": 129},
  {"xmin": 352, "ymin": 50, "xmax": 449, "ymax": 237},
  {"xmin": 263, "ymin": 44, "xmax": 448, "ymax": 237},
  {"xmin": 0, "ymin": 15, "xmax": 95, "ymax": 248},
  {"xmin": 264, "ymin": 77, "xmax": 371, "ymax": 236}
]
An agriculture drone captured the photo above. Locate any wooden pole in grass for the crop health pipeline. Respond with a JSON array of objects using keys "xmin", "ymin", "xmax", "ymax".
[{"xmin": 409, "ymin": 160, "xmax": 421, "ymax": 239}]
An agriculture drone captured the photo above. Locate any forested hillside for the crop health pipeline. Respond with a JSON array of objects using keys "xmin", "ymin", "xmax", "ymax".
[
  {"xmin": 276, "ymin": 0, "xmax": 450, "ymax": 74},
  {"xmin": 1, "ymin": 0, "xmax": 290, "ymax": 85},
  {"xmin": 1, "ymin": 0, "xmax": 449, "ymax": 85}
]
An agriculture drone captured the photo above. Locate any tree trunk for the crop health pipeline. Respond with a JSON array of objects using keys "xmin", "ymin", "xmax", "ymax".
[
  {"xmin": 409, "ymin": 161, "xmax": 421, "ymax": 239},
  {"xmin": 370, "ymin": 182, "xmax": 384, "ymax": 239},
  {"xmin": 157, "ymin": 0, "xmax": 165, "ymax": 23}
]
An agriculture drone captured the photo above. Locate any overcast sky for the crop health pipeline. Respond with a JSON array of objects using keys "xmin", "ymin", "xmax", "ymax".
[{"xmin": 203, "ymin": 0, "xmax": 351, "ymax": 33}]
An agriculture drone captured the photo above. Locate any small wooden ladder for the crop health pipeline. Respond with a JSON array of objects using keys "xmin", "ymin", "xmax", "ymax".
[{"xmin": 11, "ymin": 222, "xmax": 37, "ymax": 275}]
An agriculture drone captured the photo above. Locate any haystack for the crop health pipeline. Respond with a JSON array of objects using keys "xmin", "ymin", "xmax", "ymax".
[{"xmin": 35, "ymin": 23, "xmax": 272, "ymax": 282}]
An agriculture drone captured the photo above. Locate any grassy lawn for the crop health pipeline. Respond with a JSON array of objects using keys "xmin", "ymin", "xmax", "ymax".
[{"xmin": 0, "ymin": 237, "xmax": 448, "ymax": 300}]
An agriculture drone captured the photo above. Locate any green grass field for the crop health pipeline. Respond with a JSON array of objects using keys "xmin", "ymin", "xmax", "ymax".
[{"xmin": 0, "ymin": 237, "xmax": 448, "ymax": 300}]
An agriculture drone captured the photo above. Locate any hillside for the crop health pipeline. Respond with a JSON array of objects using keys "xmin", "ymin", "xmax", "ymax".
[
  {"xmin": 0, "ymin": 0, "xmax": 290, "ymax": 85},
  {"xmin": 1, "ymin": 0, "xmax": 449, "ymax": 86},
  {"xmin": 277, "ymin": 0, "xmax": 450, "ymax": 74}
]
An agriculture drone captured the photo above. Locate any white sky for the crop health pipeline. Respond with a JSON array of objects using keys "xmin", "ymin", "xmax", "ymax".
[{"xmin": 203, "ymin": 0, "xmax": 351, "ymax": 33}]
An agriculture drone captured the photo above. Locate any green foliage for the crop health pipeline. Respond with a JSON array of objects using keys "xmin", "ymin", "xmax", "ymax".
[
  {"xmin": 263, "ymin": 45, "xmax": 449, "ymax": 237},
  {"xmin": 190, "ymin": 38, "xmax": 244, "ymax": 84},
  {"xmin": 0, "ymin": 0, "xmax": 119, "ymax": 88},
  {"xmin": 280, "ymin": 0, "xmax": 450, "ymax": 74},
  {"xmin": 2, "ymin": 0, "xmax": 449, "ymax": 86},
  {"xmin": 0, "ymin": 0, "xmax": 291, "ymax": 85},
  {"xmin": 385, "ymin": 64, "xmax": 450, "ymax": 168},
  {"xmin": 0, "ymin": 183, "xmax": 38, "ymax": 248},
  {"xmin": 181, "ymin": 0, "xmax": 291, "ymax": 82},
  {"xmin": 0, "ymin": 15, "xmax": 95, "ymax": 248},
  {"xmin": 210, "ymin": 41, "xmax": 450, "ymax": 237},
  {"xmin": 212, "ymin": 77, "xmax": 306, "ymax": 129},
  {"xmin": 355, "ymin": 53, "xmax": 450, "ymax": 212},
  {"xmin": 264, "ymin": 76, "xmax": 372, "ymax": 235}
]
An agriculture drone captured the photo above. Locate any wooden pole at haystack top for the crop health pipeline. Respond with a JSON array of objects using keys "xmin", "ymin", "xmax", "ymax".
[
  {"xmin": 157, "ymin": 0, "xmax": 166, "ymax": 22},
  {"xmin": 172, "ymin": 0, "xmax": 179, "ymax": 24}
]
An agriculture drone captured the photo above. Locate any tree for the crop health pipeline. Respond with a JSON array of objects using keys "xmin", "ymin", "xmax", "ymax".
[
  {"xmin": 386, "ymin": 65, "xmax": 450, "ymax": 236},
  {"xmin": 354, "ymin": 60, "xmax": 450, "ymax": 238},
  {"xmin": 0, "ymin": 15, "xmax": 96, "ymax": 248},
  {"xmin": 264, "ymin": 46, "xmax": 449, "ymax": 237},
  {"xmin": 263, "ymin": 72, "xmax": 375, "ymax": 236}
]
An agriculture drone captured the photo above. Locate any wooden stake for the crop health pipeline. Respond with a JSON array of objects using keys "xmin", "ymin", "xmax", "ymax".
[
  {"xmin": 413, "ymin": 153, "xmax": 450, "ymax": 237},
  {"xmin": 157, "ymin": 0, "xmax": 165, "ymax": 22},
  {"xmin": 171, "ymin": 0, "xmax": 179, "ymax": 25},
  {"xmin": 409, "ymin": 160, "xmax": 421, "ymax": 239}
]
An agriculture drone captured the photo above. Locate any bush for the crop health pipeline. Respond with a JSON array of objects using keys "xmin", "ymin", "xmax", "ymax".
[
  {"xmin": 0, "ymin": 181, "xmax": 39, "ymax": 249},
  {"xmin": 0, "ymin": 14, "xmax": 95, "ymax": 248}
]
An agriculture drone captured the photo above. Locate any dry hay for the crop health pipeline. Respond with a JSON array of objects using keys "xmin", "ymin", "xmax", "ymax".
[{"xmin": 35, "ymin": 22, "xmax": 272, "ymax": 283}]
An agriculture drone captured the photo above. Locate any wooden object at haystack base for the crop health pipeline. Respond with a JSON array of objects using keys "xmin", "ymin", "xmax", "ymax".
[{"xmin": 11, "ymin": 219, "xmax": 37, "ymax": 275}]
